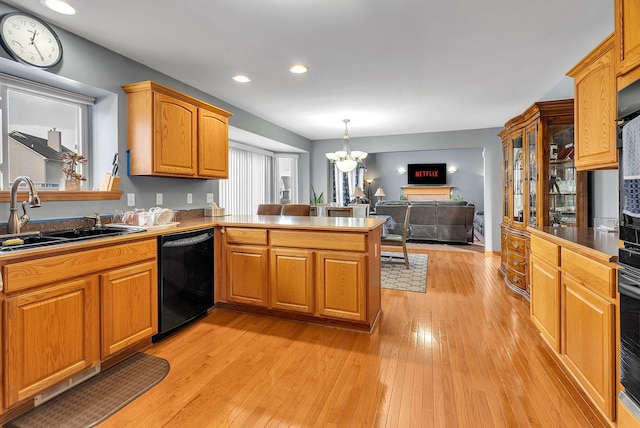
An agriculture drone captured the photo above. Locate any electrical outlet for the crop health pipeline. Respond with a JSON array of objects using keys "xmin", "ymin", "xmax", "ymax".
[
  {"xmin": 127, "ymin": 193, "xmax": 135, "ymax": 206},
  {"xmin": 187, "ymin": 193, "xmax": 193, "ymax": 204},
  {"xmin": 156, "ymin": 193, "xmax": 163, "ymax": 205},
  {"xmin": 206, "ymin": 193, "xmax": 213, "ymax": 203}
]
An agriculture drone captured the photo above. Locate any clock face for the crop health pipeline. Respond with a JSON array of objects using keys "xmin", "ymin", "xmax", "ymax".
[{"xmin": 0, "ymin": 13, "xmax": 62, "ymax": 68}]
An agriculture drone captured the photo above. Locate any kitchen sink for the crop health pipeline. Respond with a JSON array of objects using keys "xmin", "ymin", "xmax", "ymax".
[
  {"xmin": 0, "ymin": 226, "xmax": 146, "ymax": 252},
  {"xmin": 43, "ymin": 226, "xmax": 137, "ymax": 240}
]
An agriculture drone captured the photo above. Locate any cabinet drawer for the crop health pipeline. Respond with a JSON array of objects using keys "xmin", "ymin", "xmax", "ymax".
[
  {"xmin": 271, "ymin": 230, "xmax": 366, "ymax": 252},
  {"xmin": 530, "ymin": 236, "xmax": 560, "ymax": 267},
  {"xmin": 507, "ymin": 252, "xmax": 526, "ymax": 274},
  {"xmin": 3, "ymin": 240, "xmax": 156, "ymax": 293},
  {"xmin": 507, "ymin": 235, "xmax": 526, "ymax": 256},
  {"xmin": 225, "ymin": 228, "xmax": 268, "ymax": 245},
  {"xmin": 506, "ymin": 267, "xmax": 526, "ymax": 290},
  {"xmin": 562, "ymin": 249, "xmax": 615, "ymax": 298}
]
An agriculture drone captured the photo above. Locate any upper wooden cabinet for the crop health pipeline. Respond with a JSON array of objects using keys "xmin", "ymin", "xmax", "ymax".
[
  {"xmin": 616, "ymin": 0, "xmax": 640, "ymax": 79},
  {"xmin": 567, "ymin": 34, "xmax": 618, "ymax": 171},
  {"xmin": 123, "ymin": 81, "xmax": 232, "ymax": 179}
]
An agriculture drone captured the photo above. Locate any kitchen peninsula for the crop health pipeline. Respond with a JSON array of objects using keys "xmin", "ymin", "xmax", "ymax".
[
  {"xmin": 0, "ymin": 213, "xmax": 385, "ymax": 421},
  {"xmin": 212, "ymin": 215, "xmax": 386, "ymax": 332}
]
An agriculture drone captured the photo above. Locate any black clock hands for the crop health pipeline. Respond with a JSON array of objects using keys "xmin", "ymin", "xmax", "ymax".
[{"xmin": 28, "ymin": 29, "xmax": 44, "ymax": 62}]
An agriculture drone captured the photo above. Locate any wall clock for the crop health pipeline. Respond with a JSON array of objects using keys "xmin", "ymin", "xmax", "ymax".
[{"xmin": 0, "ymin": 12, "xmax": 62, "ymax": 68}]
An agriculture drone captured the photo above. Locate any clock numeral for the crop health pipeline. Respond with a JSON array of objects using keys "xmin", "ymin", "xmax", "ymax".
[{"xmin": 11, "ymin": 23, "xmax": 19, "ymax": 30}]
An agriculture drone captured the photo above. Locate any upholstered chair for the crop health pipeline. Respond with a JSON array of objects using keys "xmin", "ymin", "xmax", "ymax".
[
  {"xmin": 256, "ymin": 204, "xmax": 283, "ymax": 215},
  {"xmin": 281, "ymin": 204, "xmax": 311, "ymax": 216}
]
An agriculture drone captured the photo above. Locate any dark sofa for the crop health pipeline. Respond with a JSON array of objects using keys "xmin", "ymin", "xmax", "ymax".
[{"xmin": 375, "ymin": 200, "xmax": 475, "ymax": 243}]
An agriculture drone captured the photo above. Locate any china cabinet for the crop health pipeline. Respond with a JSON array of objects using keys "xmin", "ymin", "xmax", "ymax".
[{"xmin": 499, "ymin": 100, "xmax": 588, "ymax": 297}]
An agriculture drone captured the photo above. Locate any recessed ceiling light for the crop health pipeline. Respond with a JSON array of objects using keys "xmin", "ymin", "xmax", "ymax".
[
  {"xmin": 41, "ymin": 0, "xmax": 76, "ymax": 15},
  {"xmin": 232, "ymin": 75, "xmax": 251, "ymax": 83},
  {"xmin": 289, "ymin": 64, "xmax": 308, "ymax": 74}
]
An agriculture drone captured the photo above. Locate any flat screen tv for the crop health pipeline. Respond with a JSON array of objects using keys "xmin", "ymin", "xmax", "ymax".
[{"xmin": 407, "ymin": 163, "xmax": 447, "ymax": 185}]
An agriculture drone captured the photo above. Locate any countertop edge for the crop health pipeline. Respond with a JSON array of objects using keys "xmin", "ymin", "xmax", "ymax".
[{"xmin": 527, "ymin": 226, "xmax": 619, "ymax": 265}]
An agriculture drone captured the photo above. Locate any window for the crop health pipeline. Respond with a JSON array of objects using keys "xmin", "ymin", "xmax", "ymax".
[
  {"xmin": 274, "ymin": 155, "xmax": 299, "ymax": 204},
  {"xmin": 219, "ymin": 143, "xmax": 301, "ymax": 214},
  {"xmin": 0, "ymin": 74, "xmax": 93, "ymax": 190},
  {"xmin": 219, "ymin": 144, "xmax": 274, "ymax": 215},
  {"xmin": 330, "ymin": 164, "xmax": 365, "ymax": 206}
]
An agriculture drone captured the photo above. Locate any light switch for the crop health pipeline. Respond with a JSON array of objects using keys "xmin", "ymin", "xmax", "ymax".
[
  {"xmin": 127, "ymin": 193, "xmax": 135, "ymax": 206},
  {"xmin": 156, "ymin": 193, "xmax": 163, "ymax": 205},
  {"xmin": 187, "ymin": 193, "xmax": 193, "ymax": 204},
  {"xmin": 206, "ymin": 193, "xmax": 213, "ymax": 203}
]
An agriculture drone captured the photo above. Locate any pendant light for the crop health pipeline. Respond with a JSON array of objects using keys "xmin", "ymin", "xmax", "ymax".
[{"xmin": 325, "ymin": 119, "xmax": 368, "ymax": 173}]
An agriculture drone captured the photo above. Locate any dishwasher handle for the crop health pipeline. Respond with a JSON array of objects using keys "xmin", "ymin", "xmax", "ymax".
[{"xmin": 162, "ymin": 231, "xmax": 213, "ymax": 248}]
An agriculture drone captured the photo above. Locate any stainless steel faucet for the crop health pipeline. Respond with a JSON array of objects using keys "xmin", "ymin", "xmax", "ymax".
[
  {"xmin": 8, "ymin": 176, "xmax": 41, "ymax": 235},
  {"xmin": 85, "ymin": 213, "xmax": 102, "ymax": 227}
]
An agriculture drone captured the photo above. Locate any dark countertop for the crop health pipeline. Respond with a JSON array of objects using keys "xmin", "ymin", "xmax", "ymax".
[
  {"xmin": 0, "ymin": 215, "xmax": 387, "ymax": 263},
  {"xmin": 528, "ymin": 226, "xmax": 619, "ymax": 263}
]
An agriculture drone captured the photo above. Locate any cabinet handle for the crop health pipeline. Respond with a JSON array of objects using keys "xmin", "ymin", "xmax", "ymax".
[
  {"xmin": 513, "ymin": 242, "xmax": 520, "ymax": 249},
  {"xmin": 513, "ymin": 259, "xmax": 520, "ymax": 266},
  {"xmin": 512, "ymin": 276, "xmax": 520, "ymax": 283}
]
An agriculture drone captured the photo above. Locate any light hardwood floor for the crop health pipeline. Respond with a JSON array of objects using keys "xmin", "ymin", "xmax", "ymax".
[{"xmin": 99, "ymin": 247, "xmax": 606, "ymax": 427}]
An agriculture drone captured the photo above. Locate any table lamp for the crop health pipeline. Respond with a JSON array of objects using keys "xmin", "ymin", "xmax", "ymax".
[
  {"xmin": 352, "ymin": 186, "xmax": 365, "ymax": 203},
  {"xmin": 374, "ymin": 187, "xmax": 386, "ymax": 204}
]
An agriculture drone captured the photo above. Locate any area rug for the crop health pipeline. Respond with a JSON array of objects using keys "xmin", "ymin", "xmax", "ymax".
[
  {"xmin": 381, "ymin": 252, "xmax": 428, "ymax": 293},
  {"xmin": 6, "ymin": 353, "xmax": 169, "ymax": 428}
]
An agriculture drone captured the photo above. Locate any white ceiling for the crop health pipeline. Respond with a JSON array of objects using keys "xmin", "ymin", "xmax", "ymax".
[{"xmin": 1, "ymin": 0, "xmax": 614, "ymax": 142}]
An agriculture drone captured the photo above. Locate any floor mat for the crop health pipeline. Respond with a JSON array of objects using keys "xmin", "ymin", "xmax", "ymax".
[
  {"xmin": 6, "ymin": 353, "xmax": 169, "ymax": 428},
  {"xmin": 381, "ymin": 252, "xmax": 428, "ymax": 293}
]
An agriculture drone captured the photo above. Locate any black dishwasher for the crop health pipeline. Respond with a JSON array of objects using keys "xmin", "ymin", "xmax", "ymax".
[{"xmin": 154, "ymin": 227, "xmax": 214, "ymax": 342}]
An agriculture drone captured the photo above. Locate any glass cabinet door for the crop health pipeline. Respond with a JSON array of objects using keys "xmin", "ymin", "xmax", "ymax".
[
  {"xmin": 512, "ymin": 132, "xmax": 524, "ymax": 224},
  {"xmin": 503, "ymin": 143, "xmax": 509, "ymax": 221},
  {"xmin": 548, "ymin": 125, "xmax": 576, "ymax": 227},
  {"xmin": 526, "ymin": 125, "xmax": 537, "ymax": 227}
]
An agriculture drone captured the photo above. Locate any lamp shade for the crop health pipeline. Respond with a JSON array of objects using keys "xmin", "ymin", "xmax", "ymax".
[
  {"xmin": 374, "ymin": 187, "xmax": 386, "ymax": 197},
  {"xmin": 352, "ymin": 187, "xmax": 365, "ymax": 198}
]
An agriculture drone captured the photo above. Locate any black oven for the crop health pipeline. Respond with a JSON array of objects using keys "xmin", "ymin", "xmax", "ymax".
[{"xmin": 620, "ymin": 266, "xmax": 640, "ymax": 405}]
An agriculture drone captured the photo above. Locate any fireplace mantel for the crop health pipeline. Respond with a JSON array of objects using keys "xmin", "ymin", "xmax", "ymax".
[{"xmin": 401, "ymin": 185, "xmax": 452, "ymax": 201}]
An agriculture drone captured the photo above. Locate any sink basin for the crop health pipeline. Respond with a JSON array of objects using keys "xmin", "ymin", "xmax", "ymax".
[
  {"xmin": 43, "ymin": 226, "xmax": 145, "ymax": 240},
  {"xmin": 0, "ymin": 234, "xmax": 67, "ymax": 252}
]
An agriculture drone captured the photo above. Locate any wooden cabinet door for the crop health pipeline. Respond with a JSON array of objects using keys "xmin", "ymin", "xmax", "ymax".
[
  {"xmin": 530, "ymin": 254, "xmax": 561, "ymax": 352},
  {"xmin": 153, "ymin": 92, "xmax": 198, "ymax": 176},
  {"xmin": 198, "ymin": 107, "xmax": 228, "ymax": 178},
  {"xmin": 316, "ymin": 251, "xmax": 366, "ymax": 321},
  {"xmin": 100, "ymin": 261, "xmax": 158, "ymax": 358},
  {"xmin": 617, "ymin": 0, "xmax": 640, "ymax": 76},
  {"xmin": 572, "ymin": 37, "xmax": 617, "ymax": 171},
  {"xmin": 562, "ymin": 274, "xmax": 615, "ymax": 420},
  {"xmin": 4, "ymin": 277, "xmax": 100, "ymax": 407},
  {"xmin": 270, "ymin": 248, "xmax": 314, "ymax": 313},
  {"xmin": 227, "ymin": 245, "xmax": 269, "ymax": 307}
]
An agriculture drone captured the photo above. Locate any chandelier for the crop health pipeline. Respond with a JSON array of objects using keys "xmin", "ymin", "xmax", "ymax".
[{"xmin": 325, "ymin": 119, "xmax": 368, "ymax": 173}]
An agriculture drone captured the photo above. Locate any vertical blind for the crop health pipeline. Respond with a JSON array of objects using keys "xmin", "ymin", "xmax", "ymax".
[{"xmin": 219, "ymin": 145, "xmax": 273, "ymax": 215}]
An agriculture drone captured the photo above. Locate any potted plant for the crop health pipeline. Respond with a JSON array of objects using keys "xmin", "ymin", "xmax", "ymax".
[
  {"xmin": 311, "ymin": 186, "xmax": 324, "ymax": 205},
  {"xmin": 60, "ymin": 151, "xmax": 87, "ymax": 190}
]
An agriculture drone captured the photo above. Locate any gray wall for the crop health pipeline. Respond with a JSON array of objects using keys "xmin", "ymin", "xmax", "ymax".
[
  {"xmin": 0, "ymin": 1, "xmax": 311, "ymax": 221},
  {"xmin": 0, "ymin": 2, "xmax": 618, "ymax": 255},
  {"xmin": 311, "ymin": 128, "xmax": 503, "ymax": 251},
  {"xmin": 365, "ymin": 148, "xmax": 484, "ymax": 211}
]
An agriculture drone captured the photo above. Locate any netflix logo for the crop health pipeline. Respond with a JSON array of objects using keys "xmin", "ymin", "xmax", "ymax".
[
  {"xmin": 407, "ymin": 163, "xmax": 447, "ymax": 185},
  {"xmin": 414, "ymin": 170, "xmax": 439, "ymax": 178}
]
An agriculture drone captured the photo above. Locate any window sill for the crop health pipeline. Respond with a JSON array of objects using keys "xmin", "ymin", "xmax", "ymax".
[{"xmin": 0, "ymin": 190, "xmax": 123, "ymax": 202}]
